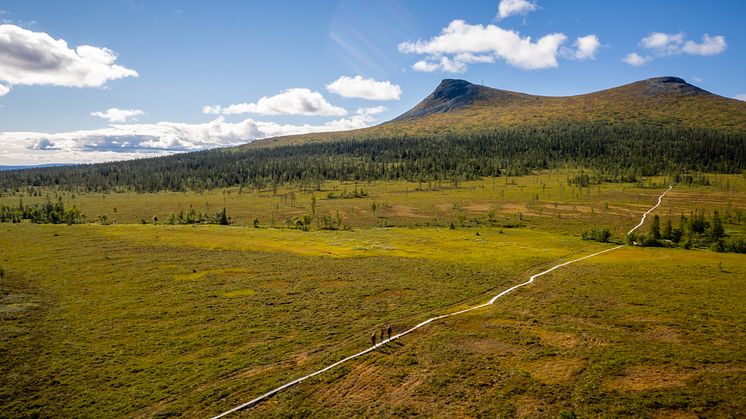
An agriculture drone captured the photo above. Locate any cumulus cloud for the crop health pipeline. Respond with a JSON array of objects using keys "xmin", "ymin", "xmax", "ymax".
[
  {"xmin": 624, "ymin": 32, "xmax": 727, "ymax": 66},
  {"xmin": 91, "ymin": 108, "xmax": 144, "ymax": 123},
  {"xmin": 681, "ymin": 34, "xmax": 727, "ymax": 56},
  {"xmin": 497, "ymin": 0, "xmax": 538, "ymax": 19},
  {"xmin": 412, "ymin": 56, "xmax": 468, "ymax": 73},
  {"xmin": 203, "ymin": 88, "xmax": 346, "ymax": 116},
  {"xmin": 0, "ymin": 112, "xmax": 384, "ymax": 164},
  {"xmin": 399, "ymin": 20, "xmax": 598, "ymax": 72},
  {"xmin": 735, "ymin": 94, "xmax": 746, "ymax": 102},
  {"xmin": 623, "ymin": 52, "xmax": 650, "ymax": 67},
  {"xmin": 561, "ymin": 34, "xmax": 601, "ymax": 60},
  {"xmin": 326, "ymin": 75, "xmax": 401, "ymax": 100},
  {"xmin": 0, "ymin": 83, "xmax": 8, "ymax": 96},
  {"xmin": 641, "ymin": 32, "xmax": 685, "ymax": 53},
  {"xmin": 0, "ymin": 24, "xmax": 137, "ymax": 95}
]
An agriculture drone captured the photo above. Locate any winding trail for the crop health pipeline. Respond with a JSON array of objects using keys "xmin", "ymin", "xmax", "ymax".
[{"xmin": 211, "ymin": 185, "xmax": 672, "ymax": 418}]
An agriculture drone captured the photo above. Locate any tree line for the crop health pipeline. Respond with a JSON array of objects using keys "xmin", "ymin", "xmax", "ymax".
[
  {"xmin": 0, "ymin": 123, "xmax": 743, "ymax": 193},
  {"xmin": 0, "ymin": 197, "xmax": 86, "ymax": 224},
  {"xmin": 629, "ymin": 210, "xmax": 746, "ymax": 253}
]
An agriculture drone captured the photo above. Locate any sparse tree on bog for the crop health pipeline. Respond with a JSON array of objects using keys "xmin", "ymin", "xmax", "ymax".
[{"xmin": 650, "ymin": 214, "xmax": 661, "ymax": 240}]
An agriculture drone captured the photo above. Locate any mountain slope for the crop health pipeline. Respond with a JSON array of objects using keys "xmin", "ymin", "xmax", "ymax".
[{"xmin": 245, "ymin": 76, "xmax": 746, "ymax": 149}]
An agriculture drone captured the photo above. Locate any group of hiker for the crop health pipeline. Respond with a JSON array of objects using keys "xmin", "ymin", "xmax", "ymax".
[{"xmin": 371, "ymin": 324, "xmax": 393, "ymax": 347}]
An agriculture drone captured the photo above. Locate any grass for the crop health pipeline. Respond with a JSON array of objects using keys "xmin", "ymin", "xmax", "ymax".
[
  {"xmin": 250, "ymin": 247, "xmax": 746, "ymax": 418},
  {"xmin": 4, "ymin": 171, "xmax": 745, "ymax": 237},
  {"xmin": 1, "ymin": 173, "xmax": 744, "ymax": 417}
]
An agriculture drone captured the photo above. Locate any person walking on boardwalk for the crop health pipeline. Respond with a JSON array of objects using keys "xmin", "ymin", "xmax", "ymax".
[
  {"xmin": 387, "ymin": 324, "xmax": 392, "ymax": 340},
  {"xmin": 381, "ymin": 328, "xmax": 386, "ymax": 343},
  {"xmin": 371, "ymin": 331, "xmax": 377, "ymax": 347}
]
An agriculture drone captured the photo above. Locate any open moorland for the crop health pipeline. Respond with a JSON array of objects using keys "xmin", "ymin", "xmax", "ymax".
[{"xmin": 1, "ymin": 172, "xmax": 744, "ymax": 417}]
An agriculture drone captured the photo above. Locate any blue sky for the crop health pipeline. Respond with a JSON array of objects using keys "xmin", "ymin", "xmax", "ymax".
[{"xmin": 1, "ymin": 0, "xmax": 744, "ymax": 164}]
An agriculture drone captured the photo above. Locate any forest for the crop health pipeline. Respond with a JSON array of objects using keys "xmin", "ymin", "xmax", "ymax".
[{"xmin": 1, "ymin": 123, "xmax": 744, "ymax": 193}]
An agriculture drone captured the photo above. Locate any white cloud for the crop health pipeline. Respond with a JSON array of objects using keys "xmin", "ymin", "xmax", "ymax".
[
  {"xmin": 399, "ymin": 19, "xmax": 572, "ymax": 71},
  {"xmin": 203, "ymin": 88, "xmax": 346, "ymax": 116},
  {"xmin": 0, "ymin": 83, "xmax": 8, "ymax": 96},
  {"xmin": 641, "ymin": 32, "xmax": 684, "ymax": 53},
  {"xmin": 412, "ymin": 56, "xmax": 468, "ymax": 73},
  {"xmin": 623, "ymin": 52, "xmax": 650, "ymax": 66},
  {"xmin": 91, "ymin": 108, "xmax": 144, "ymax": 123},
  {"xmin": 497, "ymin": 0, "xmax": 538, "ymax": 19},
  {"xmin": 412, "ymin": 60, "xmax": 440, "ymax": 72},
  {"xmin": 625, "ymin": 32, "xmax": 727, "ymax": 66},
  {"xmin": 681, "ymin": 34, "xmax": 726, "ymax": 56},
  {"xmin": 0, "ymin": 24, "xmax": 137, "ymax": 94},
  {"xmin": 354, "ymin": 106, "xmax": 387, "ymax": 121},
  {"xmin": 735, "ymin": 94, "xmax": 746, "ymax": 102},
  {"xmin": 0, "ymin": 112, "xmax": 384, "ymax": 164},
  {"xmin": 326, "ymin": 75, "xmax": 401, "ymax": 100},
  {"xmin": 562, "ymin": 34, "xmax": 601, "ymax": 60}
]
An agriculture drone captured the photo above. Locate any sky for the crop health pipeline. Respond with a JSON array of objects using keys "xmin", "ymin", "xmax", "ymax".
[{"xmin": 0, "ymin": 0, "xmax": 744, "ymax": 165}]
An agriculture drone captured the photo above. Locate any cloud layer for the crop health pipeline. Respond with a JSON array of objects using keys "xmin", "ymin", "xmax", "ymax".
[
  {"xmin": 0, "ymin": 24, "xmax": 137, "ymax": 95},
  {"xmin": 624, "ymin": 32, "xmax": 726, "ymax": 66},
  {"xmin": 203, "ymin": 88, "xmax": 346, "ymax": 116},
  {"xmin": 0, "ymin": 108, "xmax": 384, "ymax": 165},
  {"xmin": 399, "ymin": 20, "xmax": 598, "ymax": 72},
  {"xmin": 91, "ymin": 108, "xmax": 144, "ymax": 123},
  {"xmin": 326, "ymin": 75, "xmax": 401, "ymax": 100}
]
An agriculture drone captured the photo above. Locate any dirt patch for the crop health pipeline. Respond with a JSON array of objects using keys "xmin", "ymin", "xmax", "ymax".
[
  {"xmin": 452, "ymin": 336, "xmax": 522, "ymax": 355},
  {"xmin": 650, "ymin": 409, "xmax": 698, "ymax": 419},
  {"xmin": 364, "ymin": 289, "xmax": 417, "ymax": 303},
  {"xmin": 514, "ymin": 395, "xmax": 551, "ymax": 418},
  {"xmin": 222, "ymin": 289, "xmax": 256, "ymax": 298},
  {"xmin": 388, "ymin": 205, "xmax": 428, "ymax": 218},
  {"xmin": 643, "ymin": 325, "xmax": 682, "ymax": 343},
  {"xmin": 320, "ymin": 280, "xmax": 350, "ymax": 288},
  {"xmin": 604, "ymin": 365, "xmax": 694, "ymax": 392},
  {"xmin": 533, "ymin": 328, "xmax": 579, "ymax": 349},
  {"xmin": 263, "ymin": 279, "xmax": 289, "ymax": 290},
  {"xmin": 522, "ymin": 357, "xmax": 584, "ymax": 385},
  {"xmin": 502, "ymin": 203, "xmax": 530, "ymax": 214},
  {"xmin": 463, "ymin": 202, "xmax": 493, "ymax": 212}
]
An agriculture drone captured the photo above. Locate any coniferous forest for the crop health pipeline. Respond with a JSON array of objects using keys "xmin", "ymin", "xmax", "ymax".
[{"xmin": 1, "ymin": 123, "xmax": 744, "ymax": 193}]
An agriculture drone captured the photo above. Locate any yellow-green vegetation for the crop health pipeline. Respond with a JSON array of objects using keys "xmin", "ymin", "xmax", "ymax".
[
  {"xmin": 251, "ymin": 247, "xmax": 745, "ymax": 417},
  {"xmin": 1, "ymin": 173, "xmax": 744, "ymax": 417}
]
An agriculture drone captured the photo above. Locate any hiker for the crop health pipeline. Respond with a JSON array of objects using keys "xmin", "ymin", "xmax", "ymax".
[
  {"xmin": 381, "ymin": 328, "xmax": 386, "ymax": 343},
  {"xmin": 387, "ymin": 324, "xmax": 392, "ymax": 340},
  {"xmin": 371, "ymin": 331, "xmax": 377, "ymax": 347}
]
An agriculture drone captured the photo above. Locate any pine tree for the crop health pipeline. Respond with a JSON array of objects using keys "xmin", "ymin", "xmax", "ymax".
[
  {"xmin": 219, "ymin": 208, "xmax": 229, "ymax": 225},
  {"xmin": 650, "ymin": 214, "xmax": 661, "ymax": 240}
]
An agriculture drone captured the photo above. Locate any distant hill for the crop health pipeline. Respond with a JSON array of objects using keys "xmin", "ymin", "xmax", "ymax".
[
  {"xmin": 0, "ymin": 77, "xmax": 744, "ymax": 192},
  {"xmin": 246, "ymin": 76, "xmax": 746, "ymax": 148},
  {"xmin": 0, "ymin": 164, "xmax": 74, "ymax": 171}
]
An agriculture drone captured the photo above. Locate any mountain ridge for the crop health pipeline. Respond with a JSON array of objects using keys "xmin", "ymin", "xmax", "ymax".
[{"xmin": 244, "ymin": 76, "xmax": 745, "ymax": 149}]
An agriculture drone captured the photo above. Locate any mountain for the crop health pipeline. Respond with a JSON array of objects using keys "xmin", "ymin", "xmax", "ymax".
[
  {"xmin": 246, "ymin": 76, "xmax": 746, "ymax": 148},
  {"xmin": 391, "ymin": 78, "xmax": 531, "ymax": 121}
]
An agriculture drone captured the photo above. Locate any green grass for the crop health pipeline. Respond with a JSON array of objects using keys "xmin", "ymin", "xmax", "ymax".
[{"xmin": 1, "ymin": 173, "xmax": 744, "ymax": 417}]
